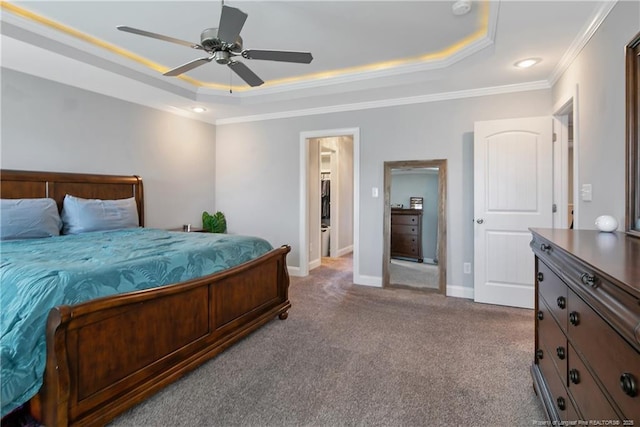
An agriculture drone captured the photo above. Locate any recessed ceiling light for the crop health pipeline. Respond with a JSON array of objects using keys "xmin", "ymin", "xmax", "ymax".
[
  {"xmin": 514, "ymin": 58, "xmax": 541, "ymax": 69},
  {"xmin": 191, "ymin": 106, "xmax": 206, "ymax": 113}
]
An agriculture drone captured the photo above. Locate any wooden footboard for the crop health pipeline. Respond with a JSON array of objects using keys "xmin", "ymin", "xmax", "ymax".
[{"xmin": 31, "ymin": 245, "xmax": 291, "ymax": 427}]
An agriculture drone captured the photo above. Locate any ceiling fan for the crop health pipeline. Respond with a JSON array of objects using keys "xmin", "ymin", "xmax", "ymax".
[{"xmin": 117, "ymin": 4, "xmax": 313, "ymax": 87}]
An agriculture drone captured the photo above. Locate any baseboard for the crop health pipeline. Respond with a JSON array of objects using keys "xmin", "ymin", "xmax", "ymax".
[
  {"xmin": 354, "ymin": 274, "xmax": 382, "ymax": 287},
  {"xmin": 287, "ymin": 266, "xmax": 303, "ymax": 277},
  {"xmin": 309, "ymin": 258, "xmax": 321, "ymax": 270},
  {"xmin": 336, "ymin": 245, "xmax": 353, "ymax": 257},
  {"xmin": 446, "ymin": 285, "xmax": 474, "ymax": 300}
]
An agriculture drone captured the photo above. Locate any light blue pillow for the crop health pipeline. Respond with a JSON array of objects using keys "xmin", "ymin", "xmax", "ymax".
[
  {"xmin": 61, "ymin": 194, "xmax": 139, "ymax": 235},
  {"xmin": 0, "ymin": 198, "xmax": 63, "ymax": 240}
]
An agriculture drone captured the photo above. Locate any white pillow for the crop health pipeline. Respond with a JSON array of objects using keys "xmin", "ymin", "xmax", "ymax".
[
  {"xmin": 61, "ymin": 194, "xmax": 139, "ymax": 235},
  {"xmin": 0, "ymin": 198, "xmax": 63, "ymax": 240}
]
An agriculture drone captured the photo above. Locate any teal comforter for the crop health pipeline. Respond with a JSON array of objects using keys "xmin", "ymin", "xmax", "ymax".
[{"xmin": 0, "ymin": 228, "xmax": 273, "ymax": 417}]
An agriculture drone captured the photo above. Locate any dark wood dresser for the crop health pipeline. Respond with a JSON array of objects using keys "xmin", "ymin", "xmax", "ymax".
[
  {"xmin": 530, "ymin": 228, "xmax": 640, "ymax": 424},
  {"xmin": 391, "ymin": 208, "xmax": 423, "ymax": 262}
]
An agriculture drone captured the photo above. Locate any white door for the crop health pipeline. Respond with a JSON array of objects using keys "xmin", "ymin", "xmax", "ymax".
[{"xmin": 474, "ymin": 117, "xmax": 553, "ymax": 309}]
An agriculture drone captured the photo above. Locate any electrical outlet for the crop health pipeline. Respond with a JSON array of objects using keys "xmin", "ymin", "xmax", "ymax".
[{"xmin": 463, "ymin": 263, "xmax": 471, "ymax": 274}]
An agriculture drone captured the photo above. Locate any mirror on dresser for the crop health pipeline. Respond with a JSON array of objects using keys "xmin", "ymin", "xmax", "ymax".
[{"xmin": 626, "ymin": 31, "xmax": 640, "ymax": 236}]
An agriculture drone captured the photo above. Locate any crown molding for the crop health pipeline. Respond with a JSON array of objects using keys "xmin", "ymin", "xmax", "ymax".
[
  {"xmin": 216, "ymin": 80, "xmax": 550, "ymax": 125},
  {"xmin": 547, "ymin": 0, "xmax": 617, "ymax": 86}
]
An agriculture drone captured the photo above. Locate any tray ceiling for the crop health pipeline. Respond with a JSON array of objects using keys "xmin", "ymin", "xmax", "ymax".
[{"xmin": 0, "ymin": 1, "xmax": 611, "ymax": 123}]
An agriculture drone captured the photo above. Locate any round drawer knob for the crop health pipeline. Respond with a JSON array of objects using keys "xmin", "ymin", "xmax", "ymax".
[
  {"xmin": 557, "ymin": 296, "xmax": 566, "ymax": 309},
  {"xmin": 536, "ymin": 349, "xmax": 544, "ymax": 360},
  {"xmin": 620, "ymin": 373, "xmax": 638, "ymax": 397},
  {"xmin": 569, "ymin": 369, "xmax": 580, "ymax": 384},
  {"xmin": 540, "ymin": 243, "xmax": 551, "ymax": 252},
  {"xmin": 537, "ymin": 311, "xmax": 544, "ymax": 320},
  {"xmin": 556, "ymin": 397, "xmax": 566, "ymax": 411},
  {"xmin": 556, "ymin": 346, "xmax": 566, "ymax": 360},
  {"xmin": 537, "ymin": 272, "xmax": 544, "ymax": 282},
  {"xmin": 581, "ymin": 272, "xmax": 596, "ymax": 286},
  {"xmin": 569, "ymin": 311, "xmax": 580, "ymax": 326}
]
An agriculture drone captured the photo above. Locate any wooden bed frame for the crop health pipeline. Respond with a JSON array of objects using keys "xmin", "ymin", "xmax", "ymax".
[{"xmin": 0, "ymin": 169, "xmax": 291, "ymax": 426}]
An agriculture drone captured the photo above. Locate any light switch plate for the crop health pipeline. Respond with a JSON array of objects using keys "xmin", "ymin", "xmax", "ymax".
[
  {"xmin": 581, "ymin": 184, "xmax": 592, "ymax": 202},
  {"xmin": 372, "ymin": 187, "xmax": 379, "ymax": 198}
]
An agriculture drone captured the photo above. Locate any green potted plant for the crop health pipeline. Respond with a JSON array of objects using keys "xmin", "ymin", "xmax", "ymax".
[{"xmin": 202, "ymin": 211, "xmax": 227, "ymax": 233}]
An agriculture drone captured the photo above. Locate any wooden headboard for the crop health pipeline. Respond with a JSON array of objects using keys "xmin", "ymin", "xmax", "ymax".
[{"xmin": 0, "ymin": 169, "xmax": 145, "ymax": 226}]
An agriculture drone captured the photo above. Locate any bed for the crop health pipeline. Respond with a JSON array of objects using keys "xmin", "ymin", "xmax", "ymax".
[{"xmin": 0, "ymin": 169, "xmax": 291, "ymax": 426}]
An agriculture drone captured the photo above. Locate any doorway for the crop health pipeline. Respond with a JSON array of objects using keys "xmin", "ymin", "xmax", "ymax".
[
  {"xmin": 553, "ymin": 91, "xmax": 578, "ymax": 230},
  {"xmin": 299, "ymin": 128, "xmax": 359, "ymax": 280},
  {"xmin": 382, "ymin": 159, "xmax": 447, "ymax": 294}
]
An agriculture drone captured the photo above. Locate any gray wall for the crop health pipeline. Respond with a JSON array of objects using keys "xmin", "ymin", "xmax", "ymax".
[
  {"xmin": 552, "ymin": 0, "xmax": 639, "ymax": 230},
  {"xmin": 215, "ymin": 89, "xmax": 552, "ymax": 291},
  {"xmin": 1, "ymin": 69, "xmax": 216, "ymax": 228}
]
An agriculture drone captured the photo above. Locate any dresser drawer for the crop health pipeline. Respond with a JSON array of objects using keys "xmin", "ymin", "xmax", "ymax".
[
  {"xmin": 392, "ymin": 233, "xmax": 419, "ymax": 248},
  {"xmin": 538, "ymin": 342, "xmax": 576, "ymax": 421},
  {"xmin": 538, "ymin": 298, "xmax": 568, "ymax": 386},
  {"xmin": 567, "ymin": 288, "xmax": 640, "ymax": 421},
  {"xmin": 391, "ymin": 214, "xmax": 420, "ymax": 225},
  {"xmin": 537, "ymin": 260, "xmax": 568, "ymax": 332},
  {"xmin": 567, "ymin": 344, "xmax": 619, "ymax": 420},
  {"xmin": 391, "ymin": 234, "xmax": 420, "ymax": 257},
  {"xmin": 392, "ymin": 224, "xmax": 420, "ymax": 235}
]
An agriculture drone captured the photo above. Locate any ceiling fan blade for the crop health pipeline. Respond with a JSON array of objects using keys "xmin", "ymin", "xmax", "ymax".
[
  {"xmin": 228, "ymin": 61, "xmax": 264, "ymax": 87},
  {"xmin": 217, "ymin": 5, "xmax": 248, "ymax": 45},
  {"xmin": 117, "ymin": 26, "xmax": 203, "ymax": 50},
  {"xmin": 164, "ymin": 57, "xmax": 212, "ymax": 76},
  {"xmin": 242, "ymin": 50, "xmax": 313, "ymax": 64}
]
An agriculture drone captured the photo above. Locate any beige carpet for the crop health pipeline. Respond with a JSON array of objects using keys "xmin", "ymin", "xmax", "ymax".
[{"xmin": 109, "ymin": 255, "xmax": 545, "ymax": 426}]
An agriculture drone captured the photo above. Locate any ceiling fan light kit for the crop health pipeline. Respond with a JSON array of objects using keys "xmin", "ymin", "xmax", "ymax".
[{"xmin": 117, "ymin": 5, "xmax": 313, "ymax": 87}]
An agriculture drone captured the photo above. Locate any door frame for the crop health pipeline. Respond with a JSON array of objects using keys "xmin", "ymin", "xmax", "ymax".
[
  {"xmin": 382, "ymin": 159, "xmax": 447, "ymax": 294},
  {"xmin": 553, "ymin": 85, "xmax": 580, "ymax": 229},
  {"xmin": 299, "ymin": 127, "xmax": 360, "ymax": 279}
]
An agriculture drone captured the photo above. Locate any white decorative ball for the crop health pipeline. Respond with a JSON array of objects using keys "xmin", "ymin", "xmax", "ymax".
[{"xmin": 595, "ymin": 215, "xmax": 618, "ymax": 232}]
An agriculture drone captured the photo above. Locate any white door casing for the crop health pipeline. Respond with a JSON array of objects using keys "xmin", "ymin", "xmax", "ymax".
[{"xmin": 474, "ymin": 117, "xmax": 553, "ymax": 309}]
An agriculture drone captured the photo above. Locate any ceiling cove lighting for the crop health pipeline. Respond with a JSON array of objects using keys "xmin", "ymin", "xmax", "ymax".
[
  {"xmin": 1, "ymin": 1, "xmax": 490, "ymax": 91},
  {"xmin": 514, "ymin": 58, "xmax": 541, "ymax": 69},
  {"xmin": 191, "ymin": 106, "xmax": 207, "ymax": 113}
]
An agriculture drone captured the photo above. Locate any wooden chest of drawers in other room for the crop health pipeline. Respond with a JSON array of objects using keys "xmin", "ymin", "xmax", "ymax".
[
  {"xmin": 390, "ymin": 208, "xmax": 423, "ymax": 262},
  {"xmin": 530, "ymin": 229, "xmax": 640, "ymax": 424}
]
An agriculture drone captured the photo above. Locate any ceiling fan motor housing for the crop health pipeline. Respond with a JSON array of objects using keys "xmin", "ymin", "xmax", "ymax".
[
  {"xmin": 200, "ymin": 28, "xmax": 242, "ymax": 52},
  {"xmin": 200, "ymin": 28, "xmax": 223, "ymax": 51}
]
